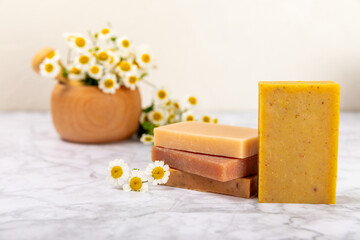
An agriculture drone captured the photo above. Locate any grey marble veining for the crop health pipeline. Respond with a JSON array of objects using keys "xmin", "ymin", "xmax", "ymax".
[{"xmin": 0, "ymin": 111, "xmax": 359, "ymax": 240}]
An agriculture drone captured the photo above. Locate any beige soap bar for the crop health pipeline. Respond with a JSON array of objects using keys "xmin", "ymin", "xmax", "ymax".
[
  {"xmin": 165, "ymin": 169, "xmax": 257, "ymax": 198},
  {"xmin": 154, "ymin": 122, "xmax": 258, "ymax": 158}
]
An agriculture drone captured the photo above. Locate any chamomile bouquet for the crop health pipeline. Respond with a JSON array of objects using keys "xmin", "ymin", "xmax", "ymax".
[{"xmin": 39, "ymin": 24, "xmax": 156, "ymax": 94}]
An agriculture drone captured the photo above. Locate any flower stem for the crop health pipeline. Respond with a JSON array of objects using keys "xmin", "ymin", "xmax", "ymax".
[{"xmin": 142, "ymin": 79, "xmax": 157, "ymax": 89}]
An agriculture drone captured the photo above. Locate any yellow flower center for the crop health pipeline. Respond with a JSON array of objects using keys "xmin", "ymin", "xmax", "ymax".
[
  {"xmin": 168, "ymin": 114, "xmax": 175, "ymax": 120},
  {"xmin": 203, "ymin": 116, "xmax": 211, "ymax": 123},
  {"xmin": 101, "ymin": 28, "xmax": 110, "ymax": 35},
  {"xmin": 157, "ymin": 90, "xmax": 167, "ymax": 100},
  {"xmin": 144, "ymin": 136, "xmax": 153, "ymax": 142},
  {"xmin": 129, "ymin": 76, "xmax": 137, "ymax": 84},
  {"xmin": 79, "ymin": 55, "xmax": 90, "ymax": 64},
  {"xmin": 71, "ymin": 67, "xmax": 81, "ymax": 74},
  {"xmin": 90, "ymin": 66, "xmax": 100, "ymax": 74},
  {"xmin": 122, "ymin": 39, "xmax": 130, "ymax": 48},
  {"xmin": 166, "ymin": 100, "xmax": 172, "ymax": 106},
  {"xmin": 120, "ymin": 62, "xmax": 131, "ymax": 71},
  {"xmin": 153, "ymin": 112, "xmax": 162, "ymax": 121},
  {"xmin": 47, "ymin": 51, "xmax": 55, "ymax": 59},
  {"xmin": 129, "ymin": 177, "xmax": 143, "ymax": 191},
  {"xmin": 174, "ymin": 102, "xmax": 180, "ymax": 109},
  {"xmin": 75, "ymin": 37, "xmax": 86, "ymax": 48},
  {"xmin": 186, "ymin": 115, "xmax": 194, "ymax": 121},
  {"xmin": 152, "ymin": 166, "xmax": 165, "ymax": 180},
  {"xmin": 141, "ymin": 53, "xmax": 151, "ymax": 63},
  {"xmin": 188, "ymin": 96, "xmax": 197, "ymax": 105},
  {"xmin": 213, "ymin": 118, "xmax": 218, "ymax": 124},
  {"xmin": 104, "ymin": 79, "xmax": 114, "ymax": 89},
  {"xmin": 98, "ymin": 52, "xmax": 109, "ymax": 61},
  {"xmin": 44, "ymin": 63, "xmax": 54, "ymax": 73},
  {"xmin": 111, "ymin": 166, "xmax": 123, "ymax": 179},
  {"xmin": 109, "ymin": 56, "xmax": 114, "ymax": 64}
]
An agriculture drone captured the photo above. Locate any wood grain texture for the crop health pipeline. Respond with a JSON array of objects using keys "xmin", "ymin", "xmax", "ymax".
[{"xmin": 51, "ymin": 84, "xmax": 141, "ymax": 143}]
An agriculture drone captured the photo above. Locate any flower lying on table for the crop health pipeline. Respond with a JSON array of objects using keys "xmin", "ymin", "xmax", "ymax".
[{"xmin": 107, "ymin": 159, "xmax": 170, "ymax": 192}]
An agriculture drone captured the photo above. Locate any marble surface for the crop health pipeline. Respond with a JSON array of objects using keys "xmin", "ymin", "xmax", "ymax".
[{"xmin": 0, "ymin": 111, "xmax": 359, "ymax": 240}]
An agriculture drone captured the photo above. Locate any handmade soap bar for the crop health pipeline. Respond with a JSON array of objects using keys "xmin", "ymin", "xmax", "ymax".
[
  {"xmin": 258, "ymin": 81, "xmax": 340, "ymax": 204},
  {"xmin": 154, "ymin": 122, "xmax": 258, "ymax": 158},
  {"xmin": 152, "ymin": 146, "xmax": 257, "ymax": 182},
  {"xmin": 165, "ymin": 168, "xmax": 257, "ymax": 198}
]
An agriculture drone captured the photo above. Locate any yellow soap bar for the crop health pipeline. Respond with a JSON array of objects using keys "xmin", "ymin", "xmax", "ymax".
[
  {"xmin": 258, "ymin": 81, "xmax": 340, "ymax": 204},
  {"xmin": 154, "ymin": 122, "xmax": 258, "ymax": 158}
]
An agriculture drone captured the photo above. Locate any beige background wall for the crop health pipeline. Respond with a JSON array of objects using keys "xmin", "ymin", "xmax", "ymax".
[{"xmin": 1, "ymin": 0, "xmax": 360, "ymax": 111}]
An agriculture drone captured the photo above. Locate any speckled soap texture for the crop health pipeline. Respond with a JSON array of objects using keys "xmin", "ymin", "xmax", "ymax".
[{"xmin": 0, "ymin": 112, "xmax": 359, "ymax": 240}]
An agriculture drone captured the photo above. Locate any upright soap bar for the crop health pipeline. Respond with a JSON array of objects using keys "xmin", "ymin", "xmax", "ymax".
[
  {"xmin": 154, "ymin": 122, "xmax": 258, "ymax": 158},
  {"xmin": 152, "ymin": 146, "xmax": 258, "ymax": 182},
  {"xmin": 258, "ymin": 81, "xmax": 340, "ymax": 204},
  {"xmin": 165, "ymin": 168, "xmax": 257, "ymax": 198}
]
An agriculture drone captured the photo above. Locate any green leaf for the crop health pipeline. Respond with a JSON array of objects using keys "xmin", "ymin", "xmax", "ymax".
[
  {"xmin": 142, "ymin": 103, "xmax": 154, "ymax": 113},
  {"xmin": 81, "ymin": 75, "xmax": 99, "ymax": 86},
  {"xmin": 141, "ymin": 121, "xmax": 156, "ymax": 136},
  {"xmin": 140, "ymin": 72, "xmax": 148, "ymax": 79},
  {"xmin": 62, "ymin": 68, "xmax": 68, "ymax": 78}
]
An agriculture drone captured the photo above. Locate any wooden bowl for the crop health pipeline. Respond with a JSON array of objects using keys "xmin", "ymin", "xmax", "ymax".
[{"xmin": 51, "ymin": 84, "xmax": 141, "ymax": 143}]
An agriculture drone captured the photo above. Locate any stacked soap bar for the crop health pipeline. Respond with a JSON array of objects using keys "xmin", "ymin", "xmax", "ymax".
[
  {"xmin": 258, "ymin": 81, "xmax": 340, "ymax": 204},
  {"xmin": 153, "ymin": 122, "xmax": 258, "ymax": 198}
]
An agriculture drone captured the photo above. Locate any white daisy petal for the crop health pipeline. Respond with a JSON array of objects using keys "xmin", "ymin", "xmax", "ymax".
[
  {"xmin": 39, "ymin": 60, "xmax": 61, "ymax": 79},
  {"xmin": 123, "ymin": 184, "xmax": 131, "ymax": 192},
  {"xmin": 99, "ymin": 73, "xmax": 119, "ymax": 94},
  {"xmin": 163, "ymin": 165, "xmax": 169, "ymax": 171}
]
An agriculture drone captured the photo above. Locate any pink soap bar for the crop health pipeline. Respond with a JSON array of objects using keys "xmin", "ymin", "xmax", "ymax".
[
  {"xmin": 152, "ymin": 146, "xmax": 258, "ymax": 182},
  {"xmin": 154, "ymin": 122, "xmax": 258, "ymax": 158}
]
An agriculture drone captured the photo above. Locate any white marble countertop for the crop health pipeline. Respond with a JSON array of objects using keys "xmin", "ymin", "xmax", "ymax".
[{"xmin": 0, "ymin": 111, "xmax": 359, "ymax": 240}]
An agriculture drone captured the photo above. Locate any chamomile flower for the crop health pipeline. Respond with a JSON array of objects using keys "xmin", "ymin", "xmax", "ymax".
[
  {"xmin": 75, "ymin": 53, "xmax": 95, "ymax": 70},
  {"xmin": 172, "ymin": 100, "xmax": 181, "ymax": 111},
  {"xmin": 139, "ymin": 112, "xmax": 149, "ymax": 123},
  {"xmin": 45, "ymin": 50, "xmax": 60, "ymax": 61},
  {"xmin": 136, "ymin": 46, "xmax": 156, "ymax": 69},
  {"xmin": 183, "ymin": 95, "xmax": 198, "ymax": 109},
  {"xmin": 148, "ymin": 109, "xmax": 168, "ymax": 125},
  {"xmin": 88, "ymin": 64, "xmax": 104, "ymax": 79},
  {"xmin": 145, "ymin": 161, "xmax": 170, "ymax": 185},
  {"xmin": 99, "ymin": 73, "xmax": 120, "ymax": 94},
  {"xmin": 117, "ymin": 36, "xmax": 133, "ymax": 53},
  {"xmin": 96, "ymin": 50, "xmax": 111, "ymax": 63},
  {"xmin": 182, "ymin": 111, "xmax": 196, "ymax": 122},
  {"xmin": 213, "ymin": 117, "xmax": 218, "ymax": 124},
  {"xmin": 106, "ymin": 53, "xmax": 119, "ymax": 68},
  {"xmin": 123, "ymin": 70, "xmax": 139, "ymax": 90},
  {"xmin": 200, "ymin": 114, "xmax": 212, "ymax": 123},
  {"xmin": 123, "ymin": 170, "xmax": 148, "ymax": 192},
  {"xmin": 153, "ymin": 88, "xmax": 169, "ymax": 104},
  {"xmin": 140, "ymin": 134, "xmax": 154, "ymax": 145},
  {"xmin": 116, "ymin": 60, "xmax": 135, "ymax": 76},
  {"xmin": 69, "ymin": 34, "xmax": 91, "ymax": 52},
  {"xmin": 106, "ymin": 159, "xmax": 130, "ymax": 187},
  {"xmin": 63, "ymin": 32, "xmax": 79, "ymax": 46},
  {"xmin": 98, "ymin": 27, "xmax": 114, "ymax": 41},
  {"xmin": 68, "ymin": 65, "xmax": 85, "ymax": 80},
  {"xmin": 39, "ymin": 60, "xmax": 61, "ymax": 78},
  {"xmin": 167, "ymin": 113, "xmax": 180, "ymax": 123}
]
